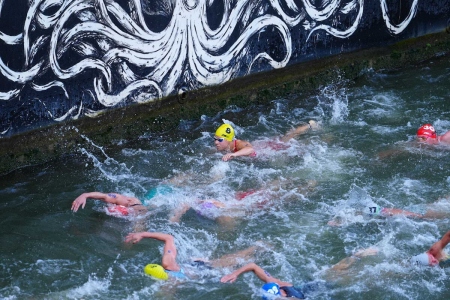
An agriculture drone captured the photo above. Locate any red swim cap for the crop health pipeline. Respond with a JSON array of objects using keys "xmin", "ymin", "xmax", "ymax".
[{"xmin": 417, "ymin": 124, "xmax": 437, "ymax": 139}]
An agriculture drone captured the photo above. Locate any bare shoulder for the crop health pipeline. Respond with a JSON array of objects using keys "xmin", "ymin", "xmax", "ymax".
[
  {"xmin": 236, "ymin": 139, "xmax": 253, "ymax": 148},
  {"xmin": 439, "ymin": 131, "xmax": 450, "ymax": 144}
]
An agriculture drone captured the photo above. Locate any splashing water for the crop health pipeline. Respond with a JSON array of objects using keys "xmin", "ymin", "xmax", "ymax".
[{"xmin": 1, "ymin": 58, "xmax": 450, "ymax": 299}]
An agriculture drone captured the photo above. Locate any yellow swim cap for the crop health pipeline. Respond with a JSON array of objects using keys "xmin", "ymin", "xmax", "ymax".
[
  {"xmin": 144, "ymin": 264, "xmax": 169, "ymax": 280},
  {"xmin": 215, "ymin": 124, "xmax": 235, "ymax": 141}
]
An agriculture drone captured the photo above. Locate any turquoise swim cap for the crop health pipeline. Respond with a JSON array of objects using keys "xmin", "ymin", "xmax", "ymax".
[{"xmin": 144, "ymin": 185, "xmax": 174, "ymax": 200}]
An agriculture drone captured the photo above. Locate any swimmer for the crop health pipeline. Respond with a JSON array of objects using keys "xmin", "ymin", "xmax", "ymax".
[
  {"xmin": 169, "ymin": 180, "xmax": 317, "ymax": 226},
  {"xmin": 328, "ymin": 203, "xmax": 449, "ymax": 227},
  {"xmin": 214, "ymin": 123, "xmax": 256, "ymax": 161},
  {"xmin": 377, "ymin": 123, "xmax": 450, "ymax": 159},
  {"xmin": 168, "ymin": 199, "xmax": 245, "ymax": 230},
  {"xmin": 221, "ymin": 248, "xmax": 377, "ymax": 298},
  {"xmin": 214, "ymin": 121, "xmax": 319, "ymax": 161},
  {"xmin": 71, "ymin": 192, "xmax": 147, "ymax": 216},
  {"xmin": 416, "ymin": 123, "xmax": 450, "ymax": 144},
  {"xmin": 125, "ymin": 231, "xmax": 263, "ymax": 281},
  {"xmin": 220, "ymin": 262, "xmax": 305, "ymax": 299},
  {"xmin": 410, "ymin": 230, "xmax": 450, "ymax": 267}
]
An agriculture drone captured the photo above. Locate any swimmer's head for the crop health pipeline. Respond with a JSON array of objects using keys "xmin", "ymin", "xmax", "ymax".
[
  {"xmin": 417, "ymin": 124, "xmax": 437, "ymax": 140},
  {"xmin": 410, "ymin": 252, "xmax": 439, "ymax": 267},
  {"xmin": 144, "ymin": 264, "xmax": 169, "ymax": 280},
  {"xmin": 261, "ymin": 282, "xmax": 281, "ymax": 299},
  {"xmin": 107, "ymin": 205, "xmax": 129, "ymax": 216},
  {"xmin": 215, "ymin": 124, "xmax": 235, "ymax": 141}
]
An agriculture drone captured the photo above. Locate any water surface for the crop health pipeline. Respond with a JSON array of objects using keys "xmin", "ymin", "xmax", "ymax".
[{"xmin": 1, "ymin": 56, "xmax": 450, "ymax": 299}]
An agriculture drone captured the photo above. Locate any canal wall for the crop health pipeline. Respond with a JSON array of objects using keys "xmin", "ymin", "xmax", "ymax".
[{"xmin": 0, "ymin": 0, "xmax": 450, "ymax": 174}]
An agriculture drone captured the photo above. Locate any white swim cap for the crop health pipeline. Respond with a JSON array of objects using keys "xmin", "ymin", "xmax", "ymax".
[
  {"xmin": 410, "ymin": 252, "xmax": 439, "ymax": 266},
  {"xmin": 410, "ymin": 252, "xmax": 430, "ymax": 266}
]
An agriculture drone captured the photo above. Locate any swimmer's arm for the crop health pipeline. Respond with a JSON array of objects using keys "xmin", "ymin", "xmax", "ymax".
[
  {"xmin": 169, "ymin": 203, "xmax": 191, "ymax": 223},
  {"xmin": 438, "ymin": 131, "xmax": 450, "ymax": 143},
  {"xmin": 223, "ymin": 140, "xmax": 255, "ymax": 161},
  {"xmin": 428, "ymin": 230, "xmax": 450, "ymax": 260},
  {"xmin": 280, "ymin": 120, "xmax": 317, "ymax": 143},
  {"xmin": 330, "ymin": 256, "xmax": 358, "ymax": 271},
  {"xmin": 125, "ymin": 231, "xmax": 175, "ymax": 245},
  {"xmin": 221, "ymin": 263, "xmax": 289, "ymax": 286},
  {"xmin": 331, "ymin": 248, "xmax": 378, "ymax": 271},
  {"xmin": 71, "ymin": 192, "xmax": 119, "ymax": 212},
  {"xmin": 125, "ymin": 232, "xmax": 180, "ymax": 270},
  {"xmin": 381, "ymin": 208, "xmax": 423, "ymax": 218}
]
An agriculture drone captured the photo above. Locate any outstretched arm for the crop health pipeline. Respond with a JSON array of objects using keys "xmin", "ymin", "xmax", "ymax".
[
  {"xmin": 428, "ymin": 230, "xmax": 450, "ymax": 261},
  {"xmin": 331, "ymin": 248, "xmax": 378, "ymax": 271},
  {"xmin": 438, "ymin": 131, "xmax": 450, "ymax": 144},
  {"xmin": 125, "ymin": 232, "xmax": 180, "ymax": 271},
  {"xmin": 169, "ymin": 203, "xmax": 191, "ymax": 223},
  {"xmin": 280, "ymin": 120, "xmax": 318, "ymax": 143},
  {"xmin": 220, "ymin": 263, "xmax": 291, "ymax": 286},
  {"xmin": 71, "ymin": 192, "xmax": 119, "ymax": 212},
  {"xmin": 223, "ymin": 140, "xmax": 255, "ymax": 161},
  {"xmin": 381, "ymin": 208, "xmax": 423, "ymax": 218}
]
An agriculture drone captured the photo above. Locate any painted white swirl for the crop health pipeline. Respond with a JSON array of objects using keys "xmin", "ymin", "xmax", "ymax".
[
  {"xmin": 0, "ymin": 0, "xmax": 420, "ymax": 130},
  {"xmin": 302, "ymin": 0, "xmax": 341, "ymax": 22},
  {"xmin": 0, "ymin": 88, "xmax": 20, "ymax": 101},
  {"xmin": 31, "ymin": 81, "xmax": 69, "ymax": 99},
  {"xmin": 380, "ymin": 0, "xmax": 418, "ymax": 35},
  {"xmin": 0, "ymin": 0, "xmax": 22, "ymax": 45},
  {"xmin": 306, "ymin": 0, "xmax": 364, "ymax": 41}
]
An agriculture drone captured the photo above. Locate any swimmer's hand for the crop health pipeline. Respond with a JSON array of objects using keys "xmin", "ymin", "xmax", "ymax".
[
  {"xmin": 125, "ymin": 232, "xmax": 144, "ymax": 244},
  {"xmin": 308, "ymin": 120, "xmax": 319, "ymax": 130},
  {"xmin": 220, "ymin": 272, "xmax": 238, "ymax": 283},
  {"xmin": 71, "ymin": 195, "xmax": 87, "ymax": 212},
  {"xmin": 222, "ymin": 153, "xmax": 235, "ymax": 161}
]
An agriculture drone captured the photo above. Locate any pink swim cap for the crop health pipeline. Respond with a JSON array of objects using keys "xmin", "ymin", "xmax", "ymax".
[{"xmin": 107, "ymin": 205, "xmax": 129, "ymax": 216}]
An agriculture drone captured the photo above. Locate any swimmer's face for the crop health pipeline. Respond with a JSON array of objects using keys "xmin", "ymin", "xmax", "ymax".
[
  {"xmin": 214, "ymin": 136, "xmax": 229, "ymax": 151},
  {"xmin": 417, "ymin": 135, "xmax": 437, "ymax": 144}
]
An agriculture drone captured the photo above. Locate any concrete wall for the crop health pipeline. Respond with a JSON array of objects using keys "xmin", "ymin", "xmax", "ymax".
[{"xmin": 1, "ymin": 0, "xmax": 449, "ymax": 137}]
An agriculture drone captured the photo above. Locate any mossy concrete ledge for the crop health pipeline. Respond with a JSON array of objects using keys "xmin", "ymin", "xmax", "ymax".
[{"xmin": 1, "ymin": 31, "xmax": 450, "ymax": 175}]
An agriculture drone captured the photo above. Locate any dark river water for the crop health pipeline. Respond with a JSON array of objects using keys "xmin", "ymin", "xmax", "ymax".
[{"xmin": 1, "ymin": 55, "xmax": 450, "ymax": 299}]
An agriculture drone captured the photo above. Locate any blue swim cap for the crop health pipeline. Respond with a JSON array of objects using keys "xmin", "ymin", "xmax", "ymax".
[{"xmin": 261, "ymin": 282, "xmax": 280, "ymax": 299}]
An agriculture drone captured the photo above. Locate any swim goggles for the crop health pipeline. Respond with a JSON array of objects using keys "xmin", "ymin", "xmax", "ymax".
[{"xmin": 213, "ymin": 137, "xmax": 225, "ymax": 142}]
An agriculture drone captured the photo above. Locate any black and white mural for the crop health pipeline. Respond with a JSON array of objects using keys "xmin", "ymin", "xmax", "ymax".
[{"xmin": 0, "ymin": 0, "xmax": 448, "ymax": 136}]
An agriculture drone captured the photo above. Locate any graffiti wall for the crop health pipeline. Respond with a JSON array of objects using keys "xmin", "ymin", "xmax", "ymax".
[{"xmin": 0, "ymin": 0, "xmax": 449, "ymax": 137}]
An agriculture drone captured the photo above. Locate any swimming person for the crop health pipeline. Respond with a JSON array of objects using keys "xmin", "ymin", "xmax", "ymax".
[
  {"xmin": 213, "ymin": 121, "xmax": 319, "ymax": 161},
  {"xmin": 378, "ymin": 123, "xmax": 450, "ymax": 159},
  {"xmin": 416, "ymin": 123, "xmax": 450, "ymax": 144},
  {"xmin": 220, "ymin": 262, "xmax": 306, "ymax": 299},
  {"xmin": 220, "ymin": 248, "xmax": 377, "ymax": 299},
  {"xmin": 71, "ymin": 192, "xmax": 147, "ymax": 216},
  {"xmin": 410, "ymin": 230, "xmax": 450, "ymax": 266},
  {"xmin": 125, "ymin": 231, "xmax": 263, "ymax": 281},
  {"xmin": 214, "ymin": 123, "xmax": 256, "ymax": 161}
]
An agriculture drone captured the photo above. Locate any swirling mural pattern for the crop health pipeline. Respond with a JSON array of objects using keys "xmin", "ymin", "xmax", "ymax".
[{"xmin": 0, "ymin": 0, "xmax": 420, "ymax": 134}]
